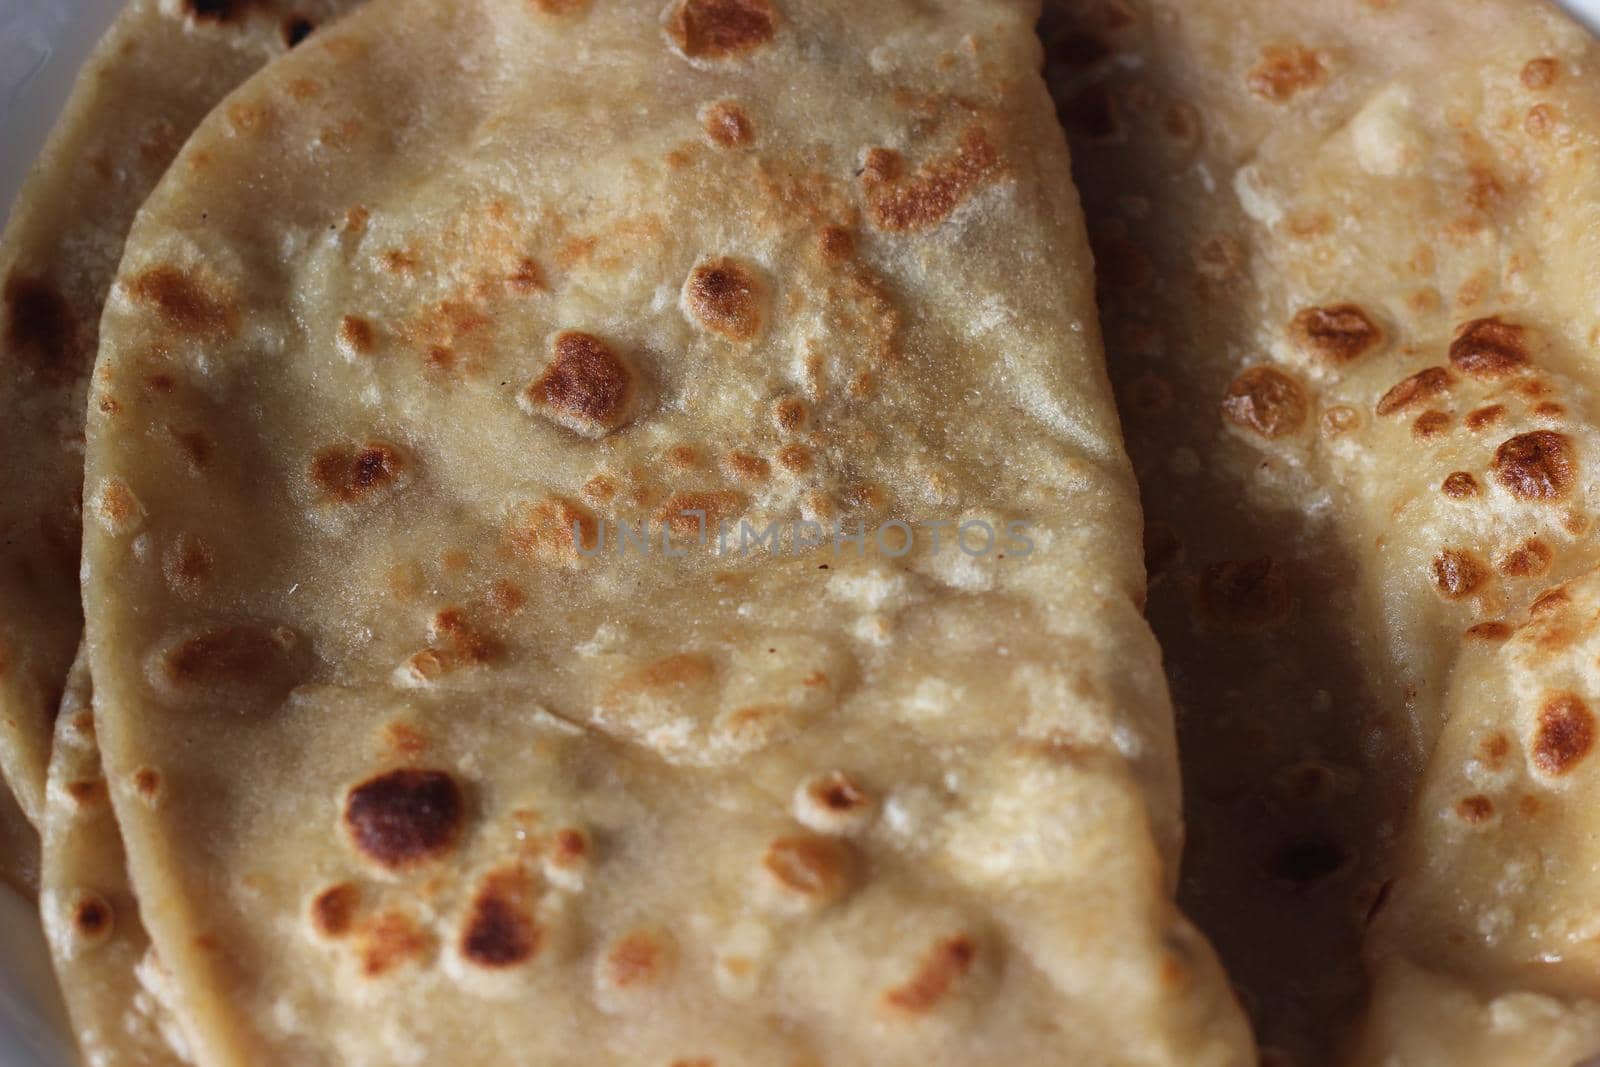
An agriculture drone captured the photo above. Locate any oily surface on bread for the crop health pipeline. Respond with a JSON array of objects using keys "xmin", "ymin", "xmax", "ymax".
[
  {"xmin": 1050, "ymin": 0, "xmax": 1600, "ymax": 1063},
  {"xmin": 81, "ymin": 0, "xmax": 1250, "ymax": 1064},
  {"xmin": 0, "ymin": 0, "xmax": 359, "ymax": 832}
]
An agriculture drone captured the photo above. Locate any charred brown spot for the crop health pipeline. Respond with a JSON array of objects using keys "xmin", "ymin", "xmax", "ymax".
[
  {"xmin": 72, "ymin": 894, "xmax": 113, "ymax": 942},
  {"xmin": 310, "ymin": 441, "xmax": 406, "ymax": 503},
  {"xmin": 65, "ymin": 780, "xmax": 104, "ymax": 806},
  {"xmin": 506, "ymin": 257, "xmax": 546, "ymax": 294},
  {"xmin": 580, "ymin": 475, "xmax": 616, "ymax": 505},
  {"xmin": 426, "ymin": 607, "xmax": 501, "ymax": 669},
  {"xmin": 133, "ymin": 768, "xmax": 162, "ymax": 798},
  {"xmin": 1247, "ymin": 44, "xmax": 1326, "ymax": 101},
  {"xmin": 460, "ymin": 868, "xmax": 542, "ymax": 968},
  {"xmin": 810, "ymin": 771, "xmax": 868, "ymax": 813},
  {"xmin": 762, "ymin": 835, "xmax": 853, "ymax": 904},
  {"xmin": 1498, "ymin": 539, "xmax": 1552, "ymax": 578},
  {"xmin": 550, "ymin": 828, "xmax": 589, "ymax": 868},
  {"xmin": 1526, "ymin": 103, "xmax": 1555, "ymax": 138},
  {"xmin": 722, "ymin": 450, "xmax": 770, "ymax": 481},
  {"xmin": 486, "ymin": 580, "xmax": 526, "ymax": 617},
  {"xmin": 162, "ymin": 532, "xmax": 214, "ymax": 594},
  {"xmin": 666, "ymin": 444, "xmax": 701, "ymax": 470},
  {"xmin": 883, "ymin": 935, "xmax": 978, "ymax": 1015},
  {"xmin": 507, "ymin": 496, "xmax": 599, "ymax": 560},
  {"xmin": 159, "ymin": 624, "xmax": 294, "ymax": 689},
  {"xmin": 1197, "ymin": 557, "xmax": 1291, "ymax": 629},
  {"xmin": 1466, "ymin": 404, "xmax": 1506, "ymax": 432},
  {"xmin": 357, "ymin": 910, "xmax": 430, "ymax": 978},
  {"xmin": 773, "ymin": 396, "xmax": 808, "ymax": 432},
  {"xmin": 1449, "ymin": 317, "xmax": 1530, "ymax": 379},
  {"xmin": 1481, "ymin": 733, "xmax": 1512, "ymax": 767},
  {"xmin": 667, "ymin": 0, "xmax": 777, "ymax": 59},
  {"xmin": 684, "ymin": 257, "xmax": 765, "ymax": 340},
  {"xmin": 383, "ymin": 720, "xmax": 429, "ymax": 758},
  {"xmin": 344, "ymin": 769, "xmax": 464, "ymax": 869},
  {"xmin": 1530, "ymin": 587, "xmax": 1570, "ymax": 615},
  {"xmin": 606, "ymin": 930, "xmax": 670, "ymax": 989},
  {"xmin": 655, "ymin": 490, "xmax": 747, "ymax": 534},
  {"xmin": 1455, "ymin": 795, "xmax": 1494, "ymax": 823},
  {"xmin": 3, "ymin": 274, "xmax": 76, "ymax": 380},
  {"xmin": 310, "ymin": 883, "xmax": 360, "ymax": 938},
  {"xmin": 862, "ymin": 126, "xmax": 1005, "ymax": 233},
  {"xmin": 1535, "ymin": 401, "xmax": 1566, "ymax": 420},
  {"xmin": 1494, "ymin": 430, "xmax": 1575, "ymax": 501},
  {"xmin": 1442, "ymin": 472, "xmax": 1480, "ymax": 499},
  {"xmin": 1522, "ymin": 57, "xmax": 1559, "ymax": 89},
  {"xmin": 1413, "ymin": 410, "xmax": 1452, "ymax": 439},
  {"xmin": 524, "ymin": 331, "xmax": 635, "ymax": 437},
  {"xmin": 1375, "ymin": 366, "xmax": 1453, "ymax": 417},
  {"xmin": 339, "ymin": 315, "xmax": 375, "ymax": 356},
  {"xmin": 777, "ymin": 443, "xmax": 813, "ymax": 473},
  {"xmin": 1532, "ymin": 692, "xmax": 1595, "ymax": 776},
  {"xmin": 1322, "ymin": 405, "xmax": 1358, "ymax": 436},
  {"xmin": 1221, "ymin": 366, "xmax": 1308, "ymax": 439},
  {"xmin": 703, "ymin": 100, "xmax": 753, "ymax": 147},
  {"xmin": 818, "ymin": 225, "xmax": 854, "ymax": 264},
  {"xmin": 127, "ymin": 265, "xmax": 235, "ymax": 336},
  {"xmin": 1432, "ymin": 549, "xmax": 1489, "ymax": 600},
  {"xmin": 1289, "ymin": 304, "xmax": 1382, "ymax": 363}
]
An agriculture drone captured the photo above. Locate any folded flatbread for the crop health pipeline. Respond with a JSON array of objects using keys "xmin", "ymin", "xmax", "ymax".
[
  {"xmin": 80, "ymin": 0, "xmax": 1251, "ymax": 1063},
  {"xmin": 1048, "ymin": 0, "xmax": 1600, "ymax": 1062},
  {"xmin": 0, "ymin": 0, "xmax": 360, "ymax": 829}
]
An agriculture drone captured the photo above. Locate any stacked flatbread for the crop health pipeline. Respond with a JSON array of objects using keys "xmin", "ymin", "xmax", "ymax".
[
  {"xmin": 1049, "ymin": 0, "xmax": 1600, "ymax": 1063},
  {"xmin": 0, "ymin": 0, "xmax": 357, "ymax": 831},
  {"xmin": 6, "ymin": 0, "xmax": 1257, "ymax": 1063},
  {"xmin": 23, "ymin": 0, "xmax": 1600, "ymax": 1061},
  {"xmin": 0, "ymin": 0, "xmax": 352, "ymax": 1058}
]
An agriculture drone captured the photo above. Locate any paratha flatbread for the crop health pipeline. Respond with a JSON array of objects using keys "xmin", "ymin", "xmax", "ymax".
[
  {"xmin": 81, "ymin": 0, "xmax": 1250, "ymax": 1063},
  {"xmin": 0, "ymin": 0, "xmax": 360, "ymax": 827},
  {"xmin": 40, "ymin": 651, "xmax": 190, "ymax": 1067},
  {"xmin": 1047, "ymin": 0, "xmax": 1600, "ymax": 1062}
]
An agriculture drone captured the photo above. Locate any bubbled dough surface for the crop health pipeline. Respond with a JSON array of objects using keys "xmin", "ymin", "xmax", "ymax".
[
  {"xmin": 1049, "ymin": 0, "xmax": 1600, "ymax": 1062},
  {"xmin": 82, "ymin": 1, "xmax": 1251, "ymax": 1065}
]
